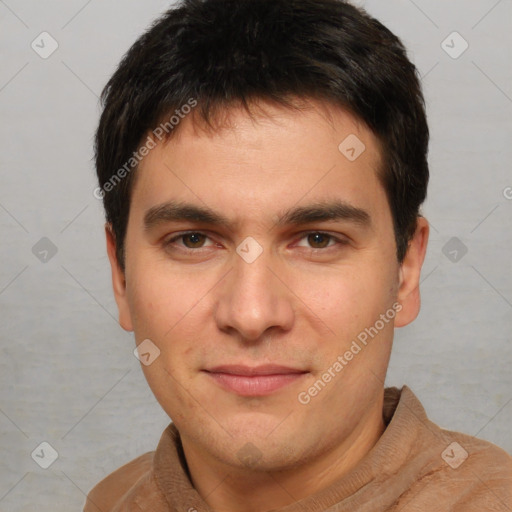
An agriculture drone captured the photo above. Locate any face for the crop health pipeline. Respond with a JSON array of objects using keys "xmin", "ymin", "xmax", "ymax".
[{"xmin": 107, "ymin": 100, "xmax": 428, "ymax": 474}]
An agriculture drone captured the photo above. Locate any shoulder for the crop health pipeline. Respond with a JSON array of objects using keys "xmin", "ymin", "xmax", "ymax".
[
  {"xmin": 444, "ymin": 430, "xmax": 512, "ymax": 509},
  {"xmin": 392, "ymin": 387, "xmax": 512, "ymax": 510},
  {"xmin": 405, "ymin": 425, "xmax": 512, "ymax": 510},
  {"xmin": 83, "ymin": 451, "xmax": 155, "ymax": 512}
]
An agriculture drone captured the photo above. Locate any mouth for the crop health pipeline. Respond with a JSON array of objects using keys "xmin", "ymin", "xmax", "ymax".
[{"xmin": 202, "ymin": 364, "xmax": 309, "ymax": 396}]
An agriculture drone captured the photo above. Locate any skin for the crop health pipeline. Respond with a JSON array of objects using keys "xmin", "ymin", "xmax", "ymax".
[{"xmin": 106, "ymin": 99, "xmax": 429, "ymax": 512}]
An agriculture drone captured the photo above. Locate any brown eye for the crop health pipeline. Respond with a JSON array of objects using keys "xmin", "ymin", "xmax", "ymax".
[
  {"xmin": 163, "ymin": 231, "xmax": 217, "ymax": 253},
  {"xmin": 306, "ymin": 233, "xmax": 332, "ymax": 249},
  {"xmin": 181, "ymin": 233, "xmax": 207, "ymax": 248}
]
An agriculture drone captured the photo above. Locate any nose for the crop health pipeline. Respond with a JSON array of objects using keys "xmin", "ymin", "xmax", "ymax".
[{"xmin": 214, "ymin": 248, "xmax": 295, "ymax": 343}]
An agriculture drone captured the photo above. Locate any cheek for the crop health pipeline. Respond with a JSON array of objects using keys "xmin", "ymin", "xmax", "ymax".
[
  {"xmin": 126, "ymin": 263, "xmax": 194, "ymax": 339},
  {"xmin": 126, "ymin": 263, "xmax": 217, "ymax": 380},
  {"xmin": 305, "ymin": 266, "xmax": 390, "ymax": 315},
  {"xmin": 129, "ymin": 269, "xmax": 204, "ymax": 415},
  {"xmin": 297, "ymin": 262, "xmax": 398, "ymax": 355}
]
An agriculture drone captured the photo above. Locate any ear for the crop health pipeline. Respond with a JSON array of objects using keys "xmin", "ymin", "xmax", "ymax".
[
  {"xmin": 394, "ymin": 217, "xmax": 429, "ymax": 328},
  {"xmin": 105, "ymin": 224, "xmax": 134, "ymax": 332}
]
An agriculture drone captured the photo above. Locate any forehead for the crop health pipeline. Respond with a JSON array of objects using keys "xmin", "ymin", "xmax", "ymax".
[{"xmin": 130, "ymin": 99, "xmax": 389, "ymax": 230}]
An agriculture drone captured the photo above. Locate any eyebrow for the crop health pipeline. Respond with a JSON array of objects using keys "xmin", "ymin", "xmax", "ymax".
[{"xmin": 143, "ymin": 199, "xmax": 372, "ymax": 232}]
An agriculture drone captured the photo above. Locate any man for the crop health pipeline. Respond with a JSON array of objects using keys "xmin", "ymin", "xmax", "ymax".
[{"xmin": 85, "ymin": 0, "xmax": 512, "ymax": 510}]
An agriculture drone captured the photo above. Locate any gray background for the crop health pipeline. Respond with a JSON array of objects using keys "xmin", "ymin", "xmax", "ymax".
[{"xmin": 0, "ymin": 0, "xmax": 511, "ymax": 510}]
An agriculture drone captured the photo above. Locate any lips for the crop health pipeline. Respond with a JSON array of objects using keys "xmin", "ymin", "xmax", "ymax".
[
  {"xmin": 202, "ymin": 364, "xmax": 308, "ymax": 396},
  {"xmin": 204, "ymin": 364, "xmax": 307, "ymax": 376}
]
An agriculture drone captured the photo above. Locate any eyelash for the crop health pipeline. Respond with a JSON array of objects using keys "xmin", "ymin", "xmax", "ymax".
[{"xmin": 163, "ymin": 231, "xmax": 348, "ymax": 252}]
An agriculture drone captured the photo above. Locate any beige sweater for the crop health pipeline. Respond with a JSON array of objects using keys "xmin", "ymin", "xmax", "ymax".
[{"xmin": 83, "ymin": 386, "xmax": 512, "ymax": 511}]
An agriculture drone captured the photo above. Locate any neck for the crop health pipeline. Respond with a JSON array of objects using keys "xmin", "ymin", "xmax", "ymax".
[{"xmin": 181, "ymin": 391, "xmax": 386, "ymax": 512}]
